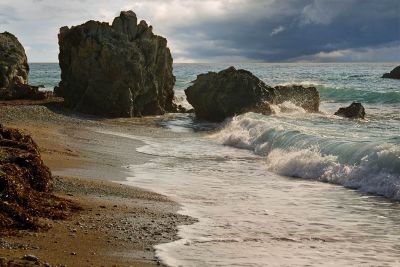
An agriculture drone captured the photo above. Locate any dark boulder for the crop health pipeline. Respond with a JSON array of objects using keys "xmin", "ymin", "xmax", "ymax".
[
  {"xmin": 334, "ymin": 102, "xmax": 366, "ymax": 119},
  {"xmin": 55, "ymin": 10, "xmax": 176, "ymax": 117},
  {"xmin": 382, "ymin": 66, "xmax": 400, "ymax": 79},
  {"xmin": 185, "ymin": 66, "xmax": 320, "ymax": 122},
  {"xmin": 185, "ymin": 67, "xmax": 274, "ymax": 122}
]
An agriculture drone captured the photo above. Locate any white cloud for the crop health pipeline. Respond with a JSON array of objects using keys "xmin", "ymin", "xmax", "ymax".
[{"xmin": 270, "ymin": 25, "xmax": 285, "ymax": 36}]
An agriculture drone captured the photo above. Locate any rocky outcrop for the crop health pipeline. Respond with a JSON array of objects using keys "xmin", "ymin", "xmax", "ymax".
[
  {"xmin": 334, "ymin": 102, "xmax": 365, "ymax": 119},
  {"xmin": 0, "ymin": 124, "xmax": 72, "ymax": 233},
  {"xmin": 185, "ymin": 66, "xmax": 320, "ymax": 122},
  {"xmin": 382, "ymin": 66, "xmax": 400, "ymax": 79},
  {"xmin": 185, "ymin": 67, "xmax": 273, "ymax": 121},
  {"xmin": 0, "ymin": 32, "xmax": 29, "ymax": 88},
  {"xmin": 55, "ymin": 11, "xmax": 176, "ymax": 117},
  {"xmin": 0, "ymin": 32, "xmax": 50, "ymax": 101}
]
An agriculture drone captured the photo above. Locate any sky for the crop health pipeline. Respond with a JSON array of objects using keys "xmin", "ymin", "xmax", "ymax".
[{"xmin": 0, "ymin": 0, "xmax": 399, "ymax": 63}]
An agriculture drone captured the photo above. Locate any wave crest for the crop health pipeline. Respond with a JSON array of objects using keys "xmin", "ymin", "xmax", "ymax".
[{"xmin": 213, "ymin": 113, "xmax": 400, "ymax": 200}]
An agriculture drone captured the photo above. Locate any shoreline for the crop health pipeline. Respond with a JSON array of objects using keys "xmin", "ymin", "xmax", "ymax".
[{"xmin": 0, "ymin": 101, "xmax": 196, "ymax": 266}]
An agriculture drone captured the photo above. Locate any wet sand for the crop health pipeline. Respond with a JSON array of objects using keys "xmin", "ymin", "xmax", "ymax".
[{"xmin": 0, "ymin": 101, "xmax": 195, "ymax": 266}]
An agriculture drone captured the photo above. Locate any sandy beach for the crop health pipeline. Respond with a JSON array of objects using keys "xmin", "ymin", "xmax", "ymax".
[{"xmin": 0, "ymin": 100, "xmax": 195, "ymax": 266}]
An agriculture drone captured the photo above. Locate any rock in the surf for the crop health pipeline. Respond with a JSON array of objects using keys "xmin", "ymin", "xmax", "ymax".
[
  {"xmin": 270, "ymin": 85, "xmax": 319, "ymax": 112},
  {"xmin": 0, "ymin": 32, "xmax": 49, "ymax": 100},
  {"xmin": 382, "ymin": 66, "xmax": 400, "ymax": 79},
  {"xmin": 185, "ymin": 66, "xmax": 274, "ymax": 122},
  {"xmin": 185, "ymin": 66, "xmax": 320, "ymax": 122},
  {"xmin": 55, "ymin": 10, "xmax": 176, "ymax": 117},
  {"xmin": 334, "ymin": 102, "xmax": 365, "ymax": 119}
]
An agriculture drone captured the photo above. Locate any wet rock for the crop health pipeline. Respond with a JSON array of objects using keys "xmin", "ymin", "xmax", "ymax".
[
  {"xmin": 382, "ymin": 66, "xmax": 400, "ymax": 79},
  {"xmin": 56, "ymin": 10, "xmax": 176, "ymax": 117},
  {"xmin": 185, "ymin": 67, "xmax": 274, "ymax": 122},
  {"xmin": 270, "ymin": 85, "xmax": 319, "ymax": 112},
  {"xmin": 334, "ymin": 102, "xmax": 366, "ymax": 119},
  {"xmin": 185, "ymin": 66, "xmax": 319, "ymax": 122}
]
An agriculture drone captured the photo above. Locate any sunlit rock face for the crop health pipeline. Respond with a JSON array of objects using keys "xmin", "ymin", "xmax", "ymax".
[{"xmin": 56, "ymin": 11, "xmax": 176, "ymax": 117}]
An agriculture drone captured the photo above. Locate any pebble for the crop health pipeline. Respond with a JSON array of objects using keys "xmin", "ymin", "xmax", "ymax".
[{"xmin": 22, "ymin": 254, "xmax": 39, "ymax": 262}]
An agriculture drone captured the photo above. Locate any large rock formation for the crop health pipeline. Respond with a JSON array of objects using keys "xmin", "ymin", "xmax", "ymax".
[
  {"xmin": 55, "ymin": 11, "xmax": 176, "ymax": 117},
  {"xmin": 0, "ymin": 124, "xmax": 72, "ymax": 233},
  {"xmin": 185, "ymin": 67, "xmax": 320, "ymax": 122},
  {"xmin": 334, "ymin": 102, "xmax": 365, "ymax": 119},
  {"xmin": 0, "ymin": 32, "xmax": 29, "ymax": 88},
  {"xmin": 382, "ymin": 66, "xmax": 400, "ymax": 79},
  {"xmin": 0, "ymin": 32, "xmax": 50, "ymax": 100}
]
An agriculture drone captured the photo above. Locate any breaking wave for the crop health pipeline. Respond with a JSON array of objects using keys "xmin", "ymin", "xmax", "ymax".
[{"xmin": 212, "ymin": 113, "xmax": 400, "ymax": 200}]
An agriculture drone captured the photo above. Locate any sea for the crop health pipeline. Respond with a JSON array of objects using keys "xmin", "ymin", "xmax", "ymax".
[{"xmin": 30, "ymin": 63, "xmax": 400, "ymax": 266}]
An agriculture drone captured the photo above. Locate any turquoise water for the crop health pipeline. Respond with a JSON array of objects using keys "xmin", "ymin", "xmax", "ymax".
[
  {"xmin": 30, "ymin": 63, "xmax": 400, "ymax": 266},
  {"xmin": 29, "ymin": 63, "xmax": 60, "ymax": 90},
  {"xmin": 29, "ymin": 62, "xmax": 400, "ymax": 199}
]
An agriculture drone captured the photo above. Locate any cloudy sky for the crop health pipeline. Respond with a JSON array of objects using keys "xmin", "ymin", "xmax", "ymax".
[{"xmin": 0, "ymin": 0, "xmax": 399, "ymax": 63}]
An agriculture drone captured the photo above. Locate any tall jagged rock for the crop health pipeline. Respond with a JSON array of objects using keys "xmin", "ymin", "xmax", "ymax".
[
  {"xmin": 55, "ymin": 11, "xmax": 176, "ymax": 117},
  {"xmin": 185, "ymin": 66, "xmax": 320, "ymax": 122}
]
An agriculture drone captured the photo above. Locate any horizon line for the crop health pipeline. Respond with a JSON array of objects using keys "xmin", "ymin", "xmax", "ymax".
[{"xmin": 29, "ymin": 61, "xmax": 400, "ymax": 64}]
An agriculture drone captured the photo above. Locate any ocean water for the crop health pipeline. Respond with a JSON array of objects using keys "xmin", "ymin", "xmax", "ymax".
[
  {"xmin": 28, "ymin": 63, "xmax": 60, "ymax": 90},
  {"xmin": 30, "ymin": 63, "xmax": 400, "ymax": 266}
]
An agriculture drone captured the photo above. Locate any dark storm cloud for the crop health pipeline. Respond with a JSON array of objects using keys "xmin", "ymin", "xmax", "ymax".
[
  {"xmin": 165, "ymin": 0, "xmax": 400, "ymax": 62},
  {"xmin": 0, "ymin": 0, "xmax": 398, "ymax": 62}
]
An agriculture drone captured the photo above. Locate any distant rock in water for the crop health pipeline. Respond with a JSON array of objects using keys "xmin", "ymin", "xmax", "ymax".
[
  {"xmin": 334, "ymin": 102, "xmax": 365, "ymax": 119},
  {"xmin": 382, "ymin": 66, "xmax": 400, "ymax": 79},
  {"xmin": 0, "ymin": 32, "xmax": 49, "ymax": 101},
  {"xmin": 185, "ymin": 66, "xmax": 319, "ymax": 122},
  {"xmin": 55, "ymin": 10, "xmax": 176, "ymax": 117}
]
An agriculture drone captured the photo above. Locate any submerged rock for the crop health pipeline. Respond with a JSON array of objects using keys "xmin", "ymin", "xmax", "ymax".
[
  {"xmin": 55, "ymin": 10, "xmax": 176, "ymax": 117},
  {"xmin": 0, "ymin": 32, "xmax": 50, "ymax": 100},
  {"xmin": 0, "ymin": 124, "xmax": 73, "ymax": 233},
  {"xmin": 382, "ymin": 66, "xmax": 400, "ymax": 79},
  {"xmin": 334, "ymin": 102, "xmax": 365, "ymax": 119},
  {"xmin": 185, "ymin": 66, "xmax": 319, "ymax": 122}
]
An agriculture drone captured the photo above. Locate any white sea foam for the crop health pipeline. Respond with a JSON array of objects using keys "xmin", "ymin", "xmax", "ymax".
[
  {"xmin": 276, "ymin": 80, "xmax": 321, "ymax": 87},
  {"xmin": 213, "ymin": 113, "xmax": 400, "ymax": 200},
  {"xmin": 270, "ymin": 101, "xmax": 307, "ymax": 114}
]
